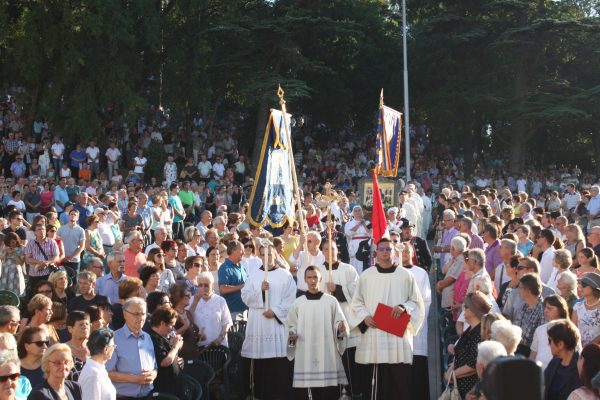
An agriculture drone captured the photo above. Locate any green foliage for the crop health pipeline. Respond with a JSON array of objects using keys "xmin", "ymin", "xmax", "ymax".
[
  {"xmin": 145, "ymin": 140, "xmax": 167, "ymax": 183},
  {"xmin": 1, "ymin": 0, "xmax": 600, "ymax": 172}
]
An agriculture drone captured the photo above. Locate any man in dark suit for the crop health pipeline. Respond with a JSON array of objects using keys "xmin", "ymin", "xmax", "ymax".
[{"xmin": 399, "ymin": 218, "xmax": 432, "ymax": 271}]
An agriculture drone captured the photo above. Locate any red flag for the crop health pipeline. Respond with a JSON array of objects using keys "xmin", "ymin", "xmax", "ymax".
[{"xmin": 371, "ymin": 170, "xmax": 389, "ymax": 244}]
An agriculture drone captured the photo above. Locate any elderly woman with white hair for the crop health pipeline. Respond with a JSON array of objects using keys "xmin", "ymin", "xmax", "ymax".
[
  {"xmin": 189, "ymin": 271, "xmax": 232, "ymax": 348},
  {"xmin": 344, "ymin": 205, "xmax": 370, "ymax": 273},
  {"xmin": 437, "ymin": 236, "xmax": 467, "ymax": 309},
  {"xmin": 490, "ymin": 319, "xmax": 522, "ymax": 355},
  {"xmin": 465, "ymin": 341, "xmax": 508, "ymax": 400},
  {"xmin": 556, "ymin": 270, "xmax": 579, "ymax": 314},
  {"xmin": 28, "ymin": 343, "xmax": 82, "ymax": 400},
  {"xmin": 0, "ymin": 349, "xmax": 24, "ymax": 400},
  {"xmin": 547, "ymin": 249, "xmax": 572, "ymax": 291},
  {"xmin": 0, "ymin": 334, "xmax": 31, "ymax": 400}
]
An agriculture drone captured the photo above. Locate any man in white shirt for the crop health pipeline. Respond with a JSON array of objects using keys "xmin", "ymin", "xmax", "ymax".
[
  {"xmin": 133, "ymin": 149, "xmax": 147, "ymax": 180},
  {"xmin": 51, "ymin": 136, "xmax": 65, "ymax": 172},
  {"xmin": 105, "ymin": 142, "xmax": 121, "ymax": 180},
  {"xmin": 197, "ymin": 153, "xmax": 212, "ymax": 182},
  {"xmin": 212, "ymin": 156, "xmax": 225, "ymax": 179},
  {"xmin": 538, "ymin": 229, "xmax": 556, "ymax": 284},
  {"xmin": 86, "ymin": 140, "xmax": 100, "ymax": 178}
]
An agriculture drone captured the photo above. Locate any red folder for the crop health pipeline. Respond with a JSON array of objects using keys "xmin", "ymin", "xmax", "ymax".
[{"xmin": 372, "ymin": 303, "xmax": 410, "ymax": 337}]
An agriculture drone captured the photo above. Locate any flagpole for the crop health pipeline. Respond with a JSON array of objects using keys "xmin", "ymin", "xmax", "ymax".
[
  {"xmin": 402, "ymin": 0, "xmax": 411, "ymax": 182},
  {"xmin": 278, "ymin": 85, "xmax": 309, "ymax": 268}
]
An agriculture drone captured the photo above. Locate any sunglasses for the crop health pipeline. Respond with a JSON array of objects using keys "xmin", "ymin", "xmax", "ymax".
[
  {"xmin": 0, "ymin": 372, "xmax": 20, "ymax": 383},
  {"xmin": 377, "ymin": 247, "xmax": 393, "ymax": 253},
  {"xmin": 244, "ymin": 244, "xmax": 254, "ymax": 249},
  {"xmin": 29, "ymin": 340, "xmax": 50, "ymax": 347}
]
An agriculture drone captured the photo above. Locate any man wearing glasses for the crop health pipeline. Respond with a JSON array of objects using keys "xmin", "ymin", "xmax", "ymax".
[
  {"xmin": 24, "ymin": 224, "xmax": 60, "ymax": 293},
  {"xmin": 0, "ymin": 305, "xmax": 20, "ymax": 334},
  {"xmin": 107, "ymin": 297, "xmax": 157, "ymax": 399},
  {"xmin": 349, "ymin": 238, "xmax": 425, "ymax": 400},
  {"xmin": 2, "ymin": 210, "xmax": 27, "ymax": 242},
  {"xmin": 502, "ymin": 257, "xmax": 556, "ymax": 323},
  {"xmin": 96, "ymin": 251, "xmax": 127, "ymax": 304}
]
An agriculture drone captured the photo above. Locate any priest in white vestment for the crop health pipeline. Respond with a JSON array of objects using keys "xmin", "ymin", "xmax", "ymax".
[
  {"xmin": 344, "ymin": 206, "xmax": 370, "ymax": 273},
  {"xmin": 401, "ymin": 243, "xmax": 432, "ymax": 400},
  {"xmin": 286, "ymin": 266, "xmax": 348, "ymax": 400},
  {"xmin": 241, "ymin": 245, "xmax": 297, "ymax": 399},
  {"xmin": 349, "ymin": 238, "xmax": 425, "ymax": 400},
  {"xmin": 288, "ymin": 231, "xmax": 325, "ymax": 295},
  {"xmin": 319, "ymin": 240, "xmax": 361, "ymax": 398}
]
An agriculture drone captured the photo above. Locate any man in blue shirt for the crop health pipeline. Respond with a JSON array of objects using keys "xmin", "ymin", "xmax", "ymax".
[
  {"xmin": 53, "ymin": 177, "xmax": 69, "ymax": 215},
  {"xmin": 106, "ymin": 297, "xmax": 157, "ymax": 398},
  {"xmin": 218, "ymin": 240, "xmax": 248, "ymax": 320},
  {"xmin": 57, "ymin": 208, "xmax": 86, "ymax": 276},
  {"xmin": 96, "ymin": 251, "xmax": 127, "ymax": 304}
]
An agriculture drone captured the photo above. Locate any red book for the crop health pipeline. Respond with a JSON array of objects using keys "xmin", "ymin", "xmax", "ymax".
[{"xmin": 372, "ymin": 303, "xmax": 410, "ymax": 337}]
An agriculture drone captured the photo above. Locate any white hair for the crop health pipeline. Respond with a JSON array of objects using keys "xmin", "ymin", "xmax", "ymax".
[
  {"xmin": 123, "ymin": 297, "xmax": 146, "ymax": 312},
  {"xmin": 451, "ymin": 236, "xmax": 467, "ymax": 253},
  {"xmin": 557, "ymin": 270, "xmax": 578, "ymax": 296},
  {"xmin": 490, "ymin": 320, "xmax": 522, "ymax": 355},
  {"xmin": 442, "ymin": 209, "xmax": 456, "ymax": 220},
  {"xmin": 477, "ymin": 340, "xmax": 507, "ymax": 367},
  {"xmin": 197, "ymin": 271, "xmax": 214, "ymax": 284}
]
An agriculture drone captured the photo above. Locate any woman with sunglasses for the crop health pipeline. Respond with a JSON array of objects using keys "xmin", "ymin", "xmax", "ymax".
[
  {"xmin": 240, "ymin": 238, "xmax": 261, "ymax": 276},
  {"xmin": 0, "ymin": 333, "xmax": 32, "ymax": 400},
  {"xmin": 45, "ymin": 224, "xmax": 65, "ymax": 263},
  {"xmin": 17, "ymin": 327, "xmax": 48, "ymax": 389},
  {"xmin": 0, "ymin": 349, "xmax": 22, "ymax": 400},
  {"xmin": 147, "ymin": 248, "xmax": 176, "ymax": 292},
  {"xmin": 190, "ymin": 272, "xmax": 232, "ymax": 348},
  {"xmin": 169, "ymin": 282, "xmax": 201, "ymax": 360},
  {"xmin": 28, "ymin": 343, "xmax": 82, "ymax": 400}
]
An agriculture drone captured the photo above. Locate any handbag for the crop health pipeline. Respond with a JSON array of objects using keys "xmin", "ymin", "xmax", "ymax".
[
  {"xmin": 33, "ymin": 240, "xmax": 58, "ymax": 273},
  {"xmin": 438, "ymin": 369, "xmax": 461, "ymax": 400}
]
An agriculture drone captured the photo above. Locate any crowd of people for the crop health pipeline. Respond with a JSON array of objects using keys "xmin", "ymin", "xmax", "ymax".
[{"xmin": 0, "ymin": 93, "xmax": 599, "ymax": 400}]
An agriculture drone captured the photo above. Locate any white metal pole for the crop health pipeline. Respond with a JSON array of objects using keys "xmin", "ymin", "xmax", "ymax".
[{"xmin": 402, "ymin": 0, "xmax": 411, "ymax": 182}]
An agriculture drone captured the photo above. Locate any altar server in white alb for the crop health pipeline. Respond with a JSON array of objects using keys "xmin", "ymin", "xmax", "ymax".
[
  {"xmin": 400, "ymin": 242, "xmax": 432, "ymax": 400},
  {"xmin": 318, "ymin": 239, "xmax": 361, "ymax": 399},
  {"xmin": 241, "ymin": 243, "xmax": 297, "ymax": 400},
  {"xmin": 349, "ymin": 237, "xmax": 424, "ymax": 400},
  {"xmin": 286, "ymin": 266, "xmax": 348, "ymax": 400}
]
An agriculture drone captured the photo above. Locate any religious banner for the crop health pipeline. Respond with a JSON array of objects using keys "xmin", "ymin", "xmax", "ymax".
[
  {"xmin": 375, "ymin": 91, "xmax": 403, "ymax": 178},
  {"xmin": 247, "ymin": 109, "xmax": 295, "ymax": 227}
]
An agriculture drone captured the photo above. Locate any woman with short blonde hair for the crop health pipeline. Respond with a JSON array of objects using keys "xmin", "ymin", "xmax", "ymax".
[{"xmin": 29, "ymin": 343, "xmax": 82, "ymax": 399}]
